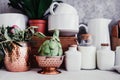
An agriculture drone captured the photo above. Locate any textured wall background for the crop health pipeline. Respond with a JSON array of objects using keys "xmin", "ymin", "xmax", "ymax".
[{"xmin": 0, "ymin": 0, "xmax": 120, "ymax": 26}]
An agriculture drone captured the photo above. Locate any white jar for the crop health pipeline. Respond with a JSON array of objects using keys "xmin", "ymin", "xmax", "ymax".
[
  {"xmin": 115, "ymin": 46, "xmax": 120, "ymax": 66},
  {"xmin": 65, "ymin": 45, "xmax": 81, "ymax": 71},
  {"xmin": 78, "ymin": 46, "xmax": 96, "ymax": 69},
  {"xmin": 97, "ymin": 44, "xmax": 115, "ymax": 70}
]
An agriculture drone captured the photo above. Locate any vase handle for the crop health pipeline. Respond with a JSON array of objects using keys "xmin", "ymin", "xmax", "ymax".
[{"xmin": 50, "ymin": 2, "xmax": 60, "ymax": 15}]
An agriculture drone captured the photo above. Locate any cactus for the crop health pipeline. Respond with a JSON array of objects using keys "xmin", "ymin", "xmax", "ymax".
[{"xmin": 38, "ymin": 29, "xmax": 63, "ymax": 56}]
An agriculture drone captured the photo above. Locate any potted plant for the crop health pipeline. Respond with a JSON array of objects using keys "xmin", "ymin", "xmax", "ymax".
[
  {"xmin": 8, "ymin": 0, "xmax": 53, "ymax": 34},
  {"xmin": 0, "ymin": 25, "xmax": 45, "ymax": 72},
  {"xmin": 35, "ymin": 29, "xmax": 64, "ymax": 75}
]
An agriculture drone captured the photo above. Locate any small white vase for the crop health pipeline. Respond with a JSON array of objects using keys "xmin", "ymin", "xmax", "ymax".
[
  {"xmin": 65, "ymin": 45, "xmax": 81, "ymax": 71},
  {"xmin": 97, "ymin": 44, "xmax": 115, "ymax": 70},
  {"xmin": 78, "ymin": 46, "xmax": 96, "ymax": 69}
]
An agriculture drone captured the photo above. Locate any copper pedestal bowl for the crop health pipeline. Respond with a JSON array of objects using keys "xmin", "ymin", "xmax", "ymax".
[{"xmin": 36, "ymin": 56, "xmax": 64, "ymax": 75}]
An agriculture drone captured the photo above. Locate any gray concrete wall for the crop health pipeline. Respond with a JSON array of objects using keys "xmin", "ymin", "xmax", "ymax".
[{"xmin": 0, "ymin": 0, "xmax": 120, "ymax": 27}]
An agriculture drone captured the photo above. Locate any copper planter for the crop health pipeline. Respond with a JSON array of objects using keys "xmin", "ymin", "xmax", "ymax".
[
  {"xmin": 36, "ymin": 56, "xmax": 64, "ymax": 75},
  {"xmin": 4, "ymin": 42, "xmax": 30, "ymax": 72}
]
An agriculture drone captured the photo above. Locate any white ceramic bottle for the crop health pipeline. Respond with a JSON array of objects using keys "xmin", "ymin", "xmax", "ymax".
[
  {"xmin": 65, "ymin": 45, "xmax": 81, "ymax": 71},
  {"xmin": 115, "ymin": 46, "xmax": 120, "ymax": 66},
  {"xmin": 97, "ymin": 44, "xmax": 115, "ymax": 70},
  {"xmin": 78, "ymin": 34, "xmax": 96, "ymax": 69}
]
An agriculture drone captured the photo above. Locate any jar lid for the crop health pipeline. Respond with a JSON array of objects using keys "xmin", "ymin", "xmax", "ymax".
[
  {"xmin": 70, "ymin": 44, "xmax": 77, "ymax": 47},
  {"xmin": 101, "ymin": 43, "xmax": 109, "ymax": 46},
  {"xmin": 81, "ymin": 34, "xmax": 91, "ymax": 40}
]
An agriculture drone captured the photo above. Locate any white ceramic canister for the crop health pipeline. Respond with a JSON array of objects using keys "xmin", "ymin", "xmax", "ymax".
[
  {"xmin": 0, "ymin": 13, "xmax": 28, "ymax": 30},
  {"xmin": 65, "ymin": 45, "xmax": 81, "ymax": 71},
  {"xmin": 78, "ymin": 46, "xmax": 96, "ymax": 69},
  {"xmin": 97, "ymin": 44, "xmax": 115, "ymax": 70},
  {"xmin": 115, "ymin": 46, "xmax": 120, "ymax": 66}
]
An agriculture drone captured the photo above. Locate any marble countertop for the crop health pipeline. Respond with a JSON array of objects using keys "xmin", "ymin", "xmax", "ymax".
[{"xmin": 0, "ymin": 69, "xmax": 120, "ymax": 80}]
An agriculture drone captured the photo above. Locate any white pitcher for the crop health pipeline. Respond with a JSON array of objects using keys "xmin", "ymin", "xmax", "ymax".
[{"xmin": 88, "ymin": 18, "xmax": 111, "ymax": 49}]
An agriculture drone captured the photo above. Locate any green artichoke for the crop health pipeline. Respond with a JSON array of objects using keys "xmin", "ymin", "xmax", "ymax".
[{"xmin": 38, "ymin": 29, "xmax": 63, "ymax": 56}]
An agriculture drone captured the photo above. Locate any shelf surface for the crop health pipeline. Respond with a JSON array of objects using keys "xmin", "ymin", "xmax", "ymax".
[{"xmin": 0, "ymin": 69, "xmax": 120, "ymax": 80}]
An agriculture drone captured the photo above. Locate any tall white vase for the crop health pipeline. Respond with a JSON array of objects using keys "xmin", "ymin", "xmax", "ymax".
[
  {"xmin": 88, "ymin": 18, "xmax": 111, "ymax": 49},
  {"xmin": 0, "ymin": 13, "xmax": 28, "ymax": 30}
]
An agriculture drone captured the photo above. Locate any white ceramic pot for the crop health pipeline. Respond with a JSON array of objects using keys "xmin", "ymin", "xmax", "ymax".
[
  {"xmin": 78, "ymin": 46, "xmax": 96, "ymax": 69},
  {"xmin": 48, "ymin": 2, "xmax": 79, "ymax": 36},
  {"xmin": 65, "ymin": 45, "xmax": 81, "ymax": 71},
  {"xmin": 97, "ymin": 44, "xmax": 115, "ymax": 70},
  {"xmin": 88, "ymin": 18, "xmax": 111, "ymax": 49},
  {"xmin": 48, "ymin": 14, "xmax": 79, "ymax": 31},
  {"xmin": 0, "ymin": 13, "xmax": 28, "ymax": 30}
]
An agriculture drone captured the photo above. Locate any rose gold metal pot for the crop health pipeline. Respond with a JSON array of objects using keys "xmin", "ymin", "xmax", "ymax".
[
  {"xmin": 4, "ymin": 42, "xmax": 30, "ymax": 72},
  {"xmin": 36, "ymin": 56, "xmax": 64, "ymax": 75}
]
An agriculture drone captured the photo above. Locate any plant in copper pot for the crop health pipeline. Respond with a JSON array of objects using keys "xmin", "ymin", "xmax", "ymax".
[
  {"xmin": 0, "ymin": 25, "xmax": 45, "ymax": 72},
  {"xmin": 36, "ymin": 29, "xmax": 64, "ymax": 75},
  {"xmin": 8, "ymin": 0, "xmax": 53, "ymax": 34}
]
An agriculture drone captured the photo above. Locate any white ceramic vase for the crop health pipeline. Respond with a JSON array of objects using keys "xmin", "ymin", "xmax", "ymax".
[
  {"xmin": 65, "ymin": 45, "xmax": 81, "ymax": 71},
  {"xmin": 0, "ymin": 13, "xmax": 28, "ymax": 30},
  {"xmin": 78, "ymin": 46, "xmax": 96, "ymax": 69},
  {"xmin": 48, "ymin": 2, "xmax": 79, "ymax": 36},
  {"xmin": 97, "ymin": 44, "xmax": 115, "ymax": 70}
]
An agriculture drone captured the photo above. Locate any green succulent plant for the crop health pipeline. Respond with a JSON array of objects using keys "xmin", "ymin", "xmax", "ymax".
[
  {"xmin": 8, "ymin": 0, "xmax": 53, "ymax": 19},
  {"xmin": 38, "ymin": 29, "xmax": 63, "ymax": 56}
]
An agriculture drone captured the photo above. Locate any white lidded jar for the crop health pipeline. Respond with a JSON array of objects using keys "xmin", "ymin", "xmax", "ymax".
[
  {"xmin": 115, "ymin": 46, "xmax": 120, "ymax": 66},
  {"xmin": 78, "ymin": 34, "xmax": 96, "ymax": 69},
  {"xmin": 97, "ymin": 43, "xmax": 115, "ymax": 70},
  {"xmin": 65, "ymin": 45, "xmax": 81, "ymax": 71},
  {"xmin": 78, "ymin": 46, "xmax": 96, "ymax": 69}
]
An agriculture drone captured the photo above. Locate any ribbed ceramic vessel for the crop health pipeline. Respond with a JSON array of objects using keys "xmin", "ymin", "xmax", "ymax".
[{"xmin": 4, "ymin": 42, "xmax": 30, "ymax": 72}]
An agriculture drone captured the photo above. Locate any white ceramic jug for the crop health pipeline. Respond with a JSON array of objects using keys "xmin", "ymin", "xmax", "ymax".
[
  {"xmin": 49, "ymin": 2, "xmax": 77, "ymax": 15},
  {"xmin": 88, "ymin": 18, "xmax": 111, "ymax": 49},
  {"xmin": 48, "ymin": 2, "xmax": 79, "ymax": 36},
  {"xmin": 0, "ymin": 13, "xmax": 28, "ymax": 30}
]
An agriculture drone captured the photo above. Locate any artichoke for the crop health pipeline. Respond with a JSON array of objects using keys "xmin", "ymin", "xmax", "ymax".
[{"xmin": 38, "ymin": 29, "xmax": 63, "ymax": 56}]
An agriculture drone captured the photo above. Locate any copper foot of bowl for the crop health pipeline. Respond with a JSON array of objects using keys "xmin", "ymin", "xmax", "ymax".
[{"xmin": 38, "ymin": 67, "xmax": 61, "ymax": 75}]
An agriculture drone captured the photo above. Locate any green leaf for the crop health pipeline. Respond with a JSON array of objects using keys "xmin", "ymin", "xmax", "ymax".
[
  {"xmin": 34, "ymin": 32, "xmax": 46, "ymax": 38},
  {"xmin": 38, "ymin": 0, "xmax": 52, "ymax": 18},
  {"xmin": 4, "ymin": 29, "xmax": 11, "ymax": 41},
  {"xmin": 13, "ymin": 41, "xmax": 22, "ymax": 47},
  {"xmin": 8, "ymin": 0, "xmax": 53, "ymax": 19}
]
